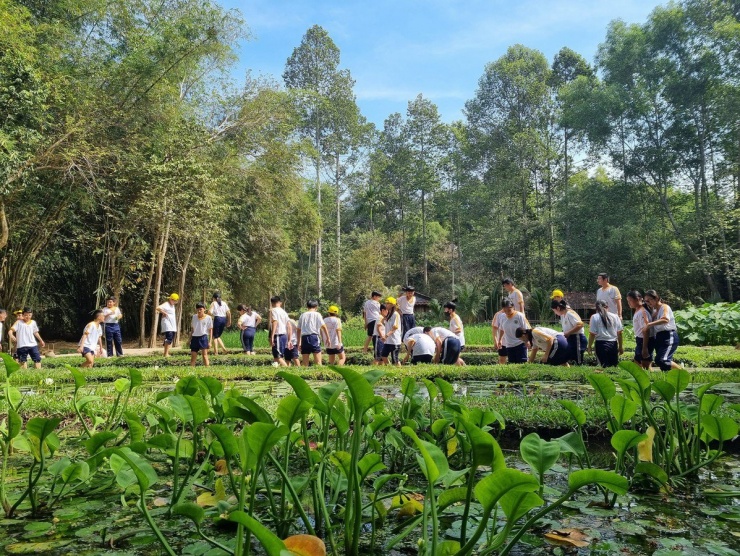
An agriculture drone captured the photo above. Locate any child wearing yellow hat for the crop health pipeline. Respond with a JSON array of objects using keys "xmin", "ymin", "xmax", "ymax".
[
  {"xmin": 380, "ymin": 297, "xmax": 402, "ymax": 366},
  {"xmin": 325, "ymin": 305, "xmax": 346, "ymax": 365},
  {"xmin": 156, "ymin": 293, "xmax": 179, "ymax": 356}
]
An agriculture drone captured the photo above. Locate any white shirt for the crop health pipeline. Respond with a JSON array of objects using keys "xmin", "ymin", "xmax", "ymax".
[
  {"xmin": 499, "ymin": 312, "xmax": 530, "ymax": 348},
  {"xmin": 270, "ymin": 307, "xmax": 289, "ymax": 335},
  {"xmin": 287, "ymin": 319, "xmax": 298, "ymax": 345},
  {"xmin": 209, "ymin": 301, "xmax": 230, "ymax": 318},
  {"xmin": 632, "ymin": 307, "xmax": 651, "ymax": 339},
  {"xmin": 596, "ymin": 285, "xmax": 622, "ymax": 315},
  {"xmin": 363, "ymin": 299, "xmax": 381, "ymax": 323},
  {"xmin": 492, "ymin": 310, "xmax": 506, "ymax": 344},
  {"xmin": 82, "ymin": 322, "xmax": 102, "ymax": 350},
  {"xmin": 398, "ymin": 296, "xmax": 415, "ymax": 315},
  {"xmin": 374, "ymin": 316, "xmax": 385, "ymax": 337},
  {"xmin": 325, "ymin": 316, "xmax": 342, "ymax": 347},
  {"xmin": 508, "ymin": 288, "xmax": 525, "ymax": 312},
  {"xmin": 408, "ymin": 333, "xmax": 436, "ymax": 357},
  {"xmin": 560, "ymin": 309, "xmax": 583, "ymax": 335},
  {"xmin": 431, "ymin": 327, "xmax": 455, "ymax": 341},
  {"xmin": 158, "ymin": 302, "xmax": 177, "ymax": 332},
  {"xmin": 191, "ymin": 314, "xmax": 213, "ymax": 336},
  {"xmin": 239, "ymin": 311, "xmax": 259, "ymax": 328},
  {"xmin": 102, "ymin": 307, "xmax": 122, "ymax": 324},
  {"xmin": 13, "ymin": 320, "xmax": 39, "ymax": 349},
  {"xmin": 403, "ymin": 326, "xmax": 425, "ymax": 342},
  {"xmin": 384, "ymin": 312, "xmax": 402, "ymax": 345},
  {"xmin": 589, "ymin": 312, "xmax": 623, "ymax": 342},
  {"xmin": 297, "ymin": 311, "xmax": 325, "ymax": 336},
  {"xmin": 653, "ymin": 304, "xmax": 677, "ymax": 333},
  {"xmin": 449, "ymin": 314, "xmax": 465, "ymax": 346},
  {"xmin": 531, "ymin": 327, "xmax": 561, "ymax": 354}
]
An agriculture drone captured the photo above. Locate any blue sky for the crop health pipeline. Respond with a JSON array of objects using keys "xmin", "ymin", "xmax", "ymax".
[{"xmin": 217, "ymin": 0, "xmax": 664, "ymax": 127}]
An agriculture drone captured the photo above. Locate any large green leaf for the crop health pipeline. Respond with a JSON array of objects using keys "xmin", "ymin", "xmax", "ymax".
[
  {"xmin": 402, "ymin": 426, "xmax": 449, "ymax": 484},
  {"xmin": 652, "ymin": 380, "xmax": 676, "ymax": 403},
  {"xmin": 277, "ymin": 371, "xmax": 325, "ymax": 413},
  {"xmin": 65, "ymin": 365, "xmax": 86, "ymax": 391},
  {"xmin": 61, "ymin": 461, "xmax": 89, "ymax": 484},
  {"xmin": 358, "ymin": 453, "xmax": 386, "ymax": 481},
  {"xmin": 557, "ymin": 431, "xmax": 587, "ymax": 457},
  {"xmin": 635, "ymin": 462, "xmax": 668, "ymax": 486},
  {"xmin": 474, "ymin": 468, "xmax": 540, "ymax": 513},
  {"xmin": 172, "ymin": 502, "xmax": 205, "ymax": 527},
  {"xmin": 110, "ymin": 447, "xmax": 158, "ymax": 491},
  {"xmin": 85, "ymin": 431, "xmax": 118, "ymax": 455},
  {"xmin": 276, "ymin": 395, "xmax": 313, "ymax": 428},
  {"xmin": 519, "ymin": 433, "xmax": 560, "ymax": 478},
  {"xmin": 557, "ymin": 400, "xmax": 586, "ymax": 427},
  {"xmin": 26, "ymin": 417, "xmax": 61, "ymax": 442},
  {"xmin": 665, "ymin": 368, "xmax": 690, "ymax": 394},
  {"xmin": 128, "ymin": 368, "xmax": 142, "ymax": 390},
  {"xmin": 701, "ymin": 394, "xmax": 724, "ymax": 415},
  {"xmin": 1, "ymin": 352, "xmax": 20, "ymax": 378},
  {"xmin": 6, "ymin": 409, "xmax": 22, "ymax": 440},
  {"xmin": 208, "ymin": 424, "xmax": 238, "ymax": 459},
  {"xmin": 620, "ymin": 361, "xmax": 651, "ymax": 395},
  {"xmin": 588, "ymin": 373, "xmax": 616, "ymax": 403},
  {"xmin": 460, "ymin": 418, "xmax": 504, "ymax": 471},
  {"xmin": 435, "ymin": 378, "xmax": 455, "ymax": 402},
  {"xmin": 335, "ymin": 366, "xmax": 378, "ymax": 417},
  {"xmin": 245, "ymin": 422, "xmax": 290, "ymax": 472},
  {"xmin": 701, "ymin": 415, "xmax": 739, "ymax": 442},
  {"xmin": 236, "ymin": 396, "xmax": 274, "ymax": 424},
  {"xmin": 611, "ymin": 430, "xmax": 647, "ymax": 459},
  {"xmin": 568, "ymin": 469, "xmax": 628, "ymax": 495},
  {"xmin": 422, "ymin": 378, "xmax": 439, "ymax": 400},
  {"xmin": 499, "ymin": 490, "xmax": 544, "ymax": 522},
  {"xmin": 228, "ymin": 511, "xmax": 291, "ymax": 556},
  {"xmin": 610, "ymin": 395, "xmax": 638, "ymax": 425}
]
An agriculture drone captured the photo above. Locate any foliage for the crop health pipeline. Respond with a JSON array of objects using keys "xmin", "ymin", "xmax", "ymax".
[{"xmin": 675, "ymin": 302, "xmax": 740, "ymax": 346}]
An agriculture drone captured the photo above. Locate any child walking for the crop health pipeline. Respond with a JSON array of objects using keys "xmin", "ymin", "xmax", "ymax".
[
  {"xmin": 325, "ymin": 305, "xmax": 346, "ymax": 365},
  {"xmin": 9, "ymin": 307, "xmax": 45, "ymax": 369},
  {"xmin": 78, "ymin": 309, "xmax": 105, "ymax": 368},
  {"xmin": 156, "ymin": 293, "xmax": 179, "ymax": 357},
  {"xmin": 190, "ymin": 303, "xmax": 213, "ymax": 367}
]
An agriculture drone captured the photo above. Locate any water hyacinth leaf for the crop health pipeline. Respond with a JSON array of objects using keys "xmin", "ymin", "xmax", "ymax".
[
  {"xmin": 278, "ymin": 371, "xmax": 324, "ymax": 412},
  {"xmin": 665, "ymin": 368, "xmax": 690, "ymax": 394},
  {"xmin": 358, "ymin": 453, "xmax": 386, "ymax": 480},
  {"xmin": 208, "ymin": 424, "xmax": 239, "ymax": 459},
  {"xmin": 48, "ymin": 457, "xmax": 72, "ymax": 477},
  {"xmin": 330, "ymin": 451, "xmax": 352, "ymax": 477},
  {"xmin": 124, "ymin": 412, "xmax": 145, "ymax": 444},
  {"xmin": 652, "ymin": 381, "xmax": 676, "ymax": 403},
  {"xmin": 474, "ymin": 469, "xmax": 540, "ymax": 512},
  {"xmin": 6, "ymin": 386, "xmax": 22, "ymax": 410},
  {"xmin": 610, "ymin": 395, "xmax": 638, "ymax": 425},
  {"xmin": 246, "ymin": 423, "xmax": 290, "ymax": 469},
  {"xmin": 620, "ymin": 361, "xmax": 651, "ymax": 394},
  {"xmin": 701, "ymin": 415, "xmax": 739, "ymax": 442},
  {"xmin": 568, "ymin": 469, "xmax": 629, "ymax": 495},
  {"xmin": 368, "ymin": 413, "xmax": 393, "ymax": 434},
  {"xmin": 1, "ymin": 352, "xmax": 20, "ymax": 378},
  {"xmin": 615, "ymin": 379, "xmax": 641, "ymax": 402},
  {"xmin": 557, "ymin": 400, "xmax": 586, "ymax": 427},
  {"xmin": 284, "ymin": 534, "xmax": 327, "ymax": 556},
  {"xmin": 557, "ymin": 431, "xmax": 587, "ymax": 457},
  {"xmin": 696, "ymin": 382, "xmax": 720, "ymax": 399},
  {"xmin": 637, "ymin": 427, "xmax": 656, "ymax": 462},
  {"xmin": 228, "ymin": 510, "xmax": 290, "ymax": 556},
  {"xmin": 431, "ymin": 418, "xmax": 451, "ymax": 436},
  {"xmin": 175, "ymin": 376, "xmax": 200, "ymax": 396},
  {"xmin": 172, "ymin": 502, "xmax": 205, "ymax": 527},
  {"xmin": 276, "ymin": 395, "xmax": 313, "ymax": 428},
  {"xmin": 499, "ymin": 490, "xmax": 544, "ymax": 522},
  {"xmin": 335, "ymin": 367, "xmax": 377, "ymax": 416},
  {"xmin": 65, "ymin": 365, "xmax": 86, "ymax": 390},
  {"xmin": 635, "ymin": 462, "xmax": 668, "ymax": 486},
  {"xmin": 520, "ymin": 433, "xmax": 561, "ymax": 477},
  {"xmin": 148, "ymin": 433, "xmax": 176, "ymax": 451},
  {"xmin": 61, "ymin": 461, "xmax": 89, "ymax": 484},
  {"xmin": 588, "ymin": 374, "xmax": 616, "ymax": 403},
  {"xmin": 701, "ymin": 394, "xmax": 724, "ymax": 415},
  {"xmin": 362, "ymin": 369, "xmax": 385, "ymax": 386},
  {"xmin": 26, "ymin": 417, "xmax": 61, "ymax": 442},
  {"xmin": 238, "ymin": 396, "xmax": 275, "ymax": 424},
  {"xmin": 168, "ymin": 395, "xmax": 194, "ymax": 423},
  {"xmin": 435, "ymin": 378, "xmax": 455, "ymax": 402},
  {"xmin": 6, "ymin": 409, "xmax": 22, "ymax": 440},
  {"xmin": 611, "ymin": 430, "xmax": 647, "ymax": 458},
  {"xmin": 114, "ymin": 378, "xmax": 130, "ymax": 393},
  {"xmin": 437, "ymin": 487, "xmax": 468, "ymax": 511},
  {"xmin": 185, "ymin": 395, "xmax": 210, "ymax": 426},
  {"xmin": 401, "ymin": 376, "xmax": 417, "ymax": 397},
  {"xmin": 402, "ymin": 426, "xmax": 449, "ymax": 484},
  {"xmin": 110, "ymin": 447, "xmax": 157, "ymax": 491},
  {"xmin": 422, "ymin": 378, "xmax": 439, "ymax": 400},
  {"xmin": 466, "ymin": 407, "xmax": 504, "ymax": 429}
]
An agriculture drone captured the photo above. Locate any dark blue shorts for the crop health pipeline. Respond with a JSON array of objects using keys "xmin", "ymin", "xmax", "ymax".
[
  {"xmin": 401, "ymin": 314, "xmax": 416, "ymax": 337},
  {"xmin": 441, "ymin": 337, "xmax": 461, "ymax": 365},
  {"xmin": 284, "ymin": 344, "xmax": 299, "ymax": 361},
  {"xmin": 654, "ymin": 330, "xmax": 679, "ymax": 371},
  {"xmin": 327, "ymin": 346, "xmax": 344, "ymax": 355},
  {"xmin": 82, "ymin": 347, "xmax": 96, "ymax": 356},
  {"xmin": 373, "ymin": 336, "xmax": 385, "ymax": 360},
  {"xmin": 190, "ymin": 335, "xmax": 209, "ymax": 352},
  {"xmin": 634, "ymin": 337, "xmax": 655, "ymax": 362},
  {"xmin": 411, "ymin": 354, "xmax": 433, "ymax": 364},
  {"xmin": 547, "ymin": 335, "xmax": 570, "ymax": 366},
  {"xmin": 163, "ymin": 331, "xmax": 175, "ymax": 345},
  {"xmin": 300, "ymin": 334, "xmax": 322, "ymax": 354},
  {"xmin": 17, "ymin": 346, "xmax": 42, "ymax": 363},
  {"xmin": 381, "ymin": 343, "xmax": 400, "ymax": 363},
  {"xmin": 567, "ymin": 333, "xmax": 587, "ymax": 364},
  {"xmin": 212, "ymin": 316, "xmax": 227, "ymax": 339},
  {"xmin": 498, "ymin": 346, "xmax": 508, "ymax": 357},
  {"xmin": 595, "ymin": 340, "xmax": 619, "ymax": 368},
  {"xmin": 272, "ymin": 334, "xmax": 286, "ymax": 359},
  {"xmin": 506, "ymin": 343, "xmax": 527, "ymax": 364},
  {"xmin": 366, "ymin": 321, "xmax": 376, "ymax": 337}
]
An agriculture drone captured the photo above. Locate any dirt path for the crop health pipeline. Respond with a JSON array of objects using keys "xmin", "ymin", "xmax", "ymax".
[{"xmin": 43, "ymin": 340, "xmax": 184, "ymax": 358}]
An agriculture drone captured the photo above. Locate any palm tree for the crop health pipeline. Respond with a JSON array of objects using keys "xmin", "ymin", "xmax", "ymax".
[{"xmin": 453, "ymin": 283, "xmax": 489, "ymax": 323}]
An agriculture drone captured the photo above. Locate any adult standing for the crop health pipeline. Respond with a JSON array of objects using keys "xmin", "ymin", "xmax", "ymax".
[
  {"xmin": 502, "ymin": 278, "xmax": 525, "ymax": 313},
  {"xmin": 102, "ymin": 296, "xmax": 124, "ymax": 357},
  {"xmin": 596, "ymin": 273, "xmax": 622, "ymax": 319},
  {"xmin": 587, "ymin": 300, "xmax": 623, "ymax": 367},
  {"xmin": 208, "ymin": 292, "xmax": 231, "ymax": 355},
  {"xmin": 156, "ymin": 293, "xmax": 179, "ymax": 357},
  {"xmin": 398, "ymin": 286, "xmax": 416, "ymax": 340},
  {"xmin": 551, "ymin": 300, "xmax": 587, "ymax": 365},
  {"xmin": 237, "ymin": 304, "xmax": 261, "ymax": 355},
  {"xmin": 497, "ymin": 299, "xmax": 530, "ymax": 363},
  {"xmin": 362, "ymin": 291, "xmax": 382, "ymax": 354},
  {"xmin": 643, "ymin": 290, "xmax": 681, "ymax": 371}
]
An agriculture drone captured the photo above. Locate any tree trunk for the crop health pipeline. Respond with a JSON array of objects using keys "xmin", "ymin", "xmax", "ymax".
[
  {"xmin": 175, "ymin": 241, "xmax": 194, "ymax": 346},
  {"xmin": 148, "ymin": 216, "xmax": 171, "ymax": 348},
  {"xmin": 315, "ymin": 126, "xmax": 323, "ymax": 299},
  {"xmin": 422, "ymin": 187, "xmax": 428, "ymax": 287},
  {"xmin": 138, "ymin": 235, "xmax": 160, "ymax": 348},
  {"xmin": 335, "ymin": 153, "xmax": 342, "ymax": 306},
  {"xmin": 0, "ymin": 201, "xmax": 8, "ymax": 251}
]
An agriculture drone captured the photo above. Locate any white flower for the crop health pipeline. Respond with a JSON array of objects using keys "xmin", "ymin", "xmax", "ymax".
[
  {"xmin": 172, "ymin": 376, "xmax": 179, "ymax": 383},
  {"xmin": 271, "ymin": 362, "xmax": 279, "ymax": 368},
  {"xmin": 44, "ymin": 378, "xmax": 54, "ymax": 386},
  {"xmin": 154, "ymin": 365, "xmax": 160, "ymax": 370}
]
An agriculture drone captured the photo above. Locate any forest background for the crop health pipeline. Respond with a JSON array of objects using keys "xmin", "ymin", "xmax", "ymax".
[{"xmin": 1, "ymin": 0, "xmax": 739, "ymax": 342}]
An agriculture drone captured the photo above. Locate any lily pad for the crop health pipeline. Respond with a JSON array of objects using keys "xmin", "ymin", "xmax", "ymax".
[
  {"xmin": 5, "ymin": 540, "xmax": 73, "ymax": 554},
  {"xmin": 611, "ymin": 520, "xmax": 647, "ymax": 536}
]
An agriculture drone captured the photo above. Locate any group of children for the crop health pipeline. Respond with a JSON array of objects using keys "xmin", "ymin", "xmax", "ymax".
[{"xmin": 491, "ymin": 274, "xmax": 681, "ymax": 371}]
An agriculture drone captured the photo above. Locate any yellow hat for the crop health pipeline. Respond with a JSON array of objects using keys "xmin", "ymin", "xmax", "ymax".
[
  {"xmin": 169, "ymin": 293, "xmax": 180, "ymax": 301},
  {"xmin": 385, "ymin": 296, "xmax": 397, "ymax": 305},
  {"xmin": 328, "ymin": 305, "xmax": 339, "ymax": 314},
  {"xmin": 13, "ymin": 309, "xmax": 22, "ymax": 315},
  {"xmin": 550, "ymin": 289, "xmax": 564, "ymax": 299}
]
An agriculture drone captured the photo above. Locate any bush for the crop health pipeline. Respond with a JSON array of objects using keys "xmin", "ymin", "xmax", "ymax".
[{"xmin": 675, "ymin": 302, "xmax": 740, "ymax": 346}]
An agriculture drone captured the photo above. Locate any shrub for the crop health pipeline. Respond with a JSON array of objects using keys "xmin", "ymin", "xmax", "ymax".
[{"xmin": 675, "ymin": 302, "xmax": 740, "ymax": 346}]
